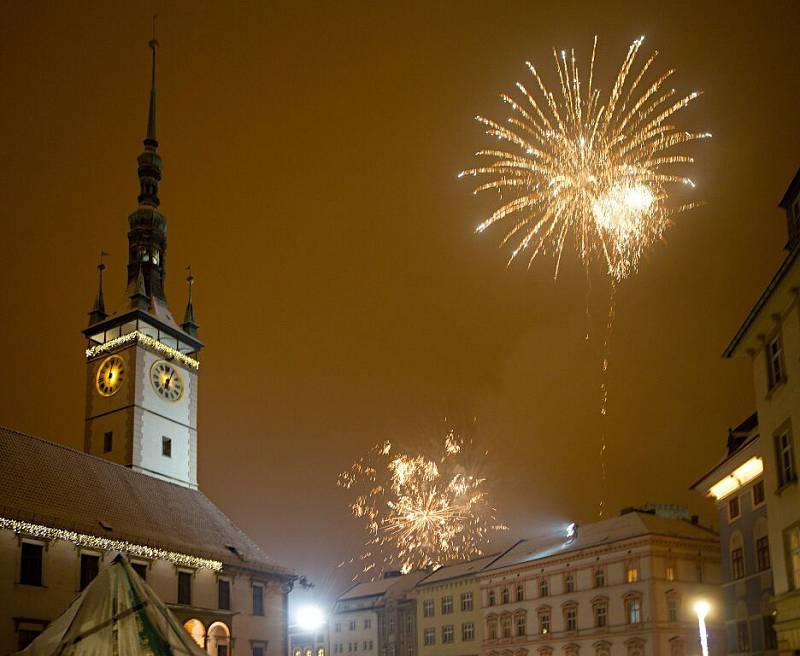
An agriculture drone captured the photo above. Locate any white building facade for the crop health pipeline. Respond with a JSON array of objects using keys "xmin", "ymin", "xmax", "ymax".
[{"xmin": 477, "ymin": 510, "xmax": 724, "ymax": 656}]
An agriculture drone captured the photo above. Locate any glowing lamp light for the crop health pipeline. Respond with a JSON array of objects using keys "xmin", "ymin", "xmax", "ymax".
[
  {"xmin": 708, "ymin": 457, "xmax": 763, "ymax": 500},
  {"xmin": 296, "ymin": 605, "xmax": 325, "ymax": 632},
  {"xmin": 694, "ymin": 600, "xmax": 710, "ymax": 656}
]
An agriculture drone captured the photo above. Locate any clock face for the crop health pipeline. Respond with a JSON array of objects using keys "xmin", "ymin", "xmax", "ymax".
[
  {"xmin": 96, "ymin": 355, "xmax": 126, "ymax": 397},
  {"xmin": 150, "ymin": 360, "xmax": 185, "ymax": 402}
]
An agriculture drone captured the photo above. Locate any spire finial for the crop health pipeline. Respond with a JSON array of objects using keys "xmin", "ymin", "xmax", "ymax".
[
  {"xmin": 146, "ymin": 15, "xmax": 159, "ymax": 146},
  {"xmin": 182, "ymin": 265, "xmax": 199, "ymax": 337},
  {"xmin": 88, "ymin": 250, "xmax": 109, "ymax": 325}
]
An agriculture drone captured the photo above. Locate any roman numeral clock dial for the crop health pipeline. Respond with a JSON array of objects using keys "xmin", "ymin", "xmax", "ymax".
[
  {"xmin": 96, "ymin": 355, "xmax": 126, "ymax": 397},
  {"xmin": 150, "ymin": 360, "xmax": 184, "ymax": 402}
]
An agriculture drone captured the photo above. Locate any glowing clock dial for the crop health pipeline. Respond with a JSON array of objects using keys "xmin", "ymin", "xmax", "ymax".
[
  {"xmin": 96, "ymin": 355, "xmax": 126, "ymax": 397},
  {"xmin": 150, "ymin": 360, "xmax": 184, "ymax": 402}
]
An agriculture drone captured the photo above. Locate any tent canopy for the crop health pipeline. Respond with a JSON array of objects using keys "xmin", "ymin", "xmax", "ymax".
[{"xmin": 17, "ymin": 554, "xmax": 208, "ymax": 656}]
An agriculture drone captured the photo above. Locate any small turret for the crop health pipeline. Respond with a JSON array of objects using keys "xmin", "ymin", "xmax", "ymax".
[
  {"xmin": 182, "ymin": 266, "xmax": 199, "ymax": 337},
  {"xmin": 88, "ymin": 251, "xmax": 108, "ymax": 325}
]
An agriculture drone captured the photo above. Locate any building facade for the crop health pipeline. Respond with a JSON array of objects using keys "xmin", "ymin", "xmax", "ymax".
[
  {"xmin": 723, "ymin": 168, "xmax": 800, "ymax": 654},
  {"xmin": 0, "ymin": 38, "xmax": 294, "ymax": 656},
  {"xmin": 289, "ymin": 626, "xmax": 329, "ymax": 656},
  {"xmin": 332, "ymin": 572, "xmax": 426, "ymax": 656},
  {"xmin": 413, "ymin": 554, "xmax": 495, "ymax": 656},
  {"xmin": 692, "ymin": 414, "xmax": 777, "ymax": 656},
  {"xmin": 477, "ymin": 509, "xmax": 724, "ymax": 656}
]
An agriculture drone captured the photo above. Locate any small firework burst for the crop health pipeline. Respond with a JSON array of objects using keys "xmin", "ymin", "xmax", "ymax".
[
  {"xmin": 338, "ymin": 430, "xmax": 504, "ymax": 578},
  {"xmin": 461, "ymin": 36, "xmax": 710, "ymax": 281}
]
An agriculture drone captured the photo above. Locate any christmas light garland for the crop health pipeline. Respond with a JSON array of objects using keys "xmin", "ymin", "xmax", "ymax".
[
  {"xmin": 85, "ymin": 331, "xmax": 200, "ymax": 370},
  {"xmin": 0, "ymin": 516, "xmax": 222, "ymax": 571}
]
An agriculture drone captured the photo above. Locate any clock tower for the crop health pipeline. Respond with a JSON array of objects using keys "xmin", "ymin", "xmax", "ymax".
[{"xmin": 82, "ymin": 37, "xmax": 203, "ymax": 489}]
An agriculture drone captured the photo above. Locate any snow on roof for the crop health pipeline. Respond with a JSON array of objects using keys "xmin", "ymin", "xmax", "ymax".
[
  {"xmin": 338, "ymin": 571, "xmax": 428, "ymax": 601},
  {"xmin": 417, "ymin": 553, "xmax": 500, "ymax": 586}
]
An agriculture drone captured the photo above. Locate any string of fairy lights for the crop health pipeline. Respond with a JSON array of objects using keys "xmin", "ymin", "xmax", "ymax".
[
  {"xmin": 0, "ymin": 516, "xmax": 222, "ymax": 571},
  {"xmin": 85, "ymin": 330, "xmax": 200, "ymax": 370}
]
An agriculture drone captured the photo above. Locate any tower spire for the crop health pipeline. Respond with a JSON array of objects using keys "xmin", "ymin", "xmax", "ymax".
[
  {"xmin": 88, "ymin": 251, "xmax": 109, "ymax": 325},
  {"xmin": 146, "ymin": 15, "xmax": 158, "ymax": 146},
  {"xmin": 182, "ymin": 266, "xmax": 199, "ymax": 337}
]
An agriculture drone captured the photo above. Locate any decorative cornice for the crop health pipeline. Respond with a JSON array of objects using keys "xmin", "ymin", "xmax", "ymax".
[{"xmin": 85, "ymin": 330, "xmax": 199, "ymax": 370}]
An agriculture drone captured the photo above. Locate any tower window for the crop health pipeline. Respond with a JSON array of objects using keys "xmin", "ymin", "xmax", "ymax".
[
  {"xmin": 103, "ymin": 431, "xmax": 113, "ymax": 453},
  {"xmin": 162, "ymin": 436, "xmax": 172, "ymax": 458}
]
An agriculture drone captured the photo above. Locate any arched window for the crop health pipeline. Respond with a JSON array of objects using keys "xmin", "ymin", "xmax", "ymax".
[
  {"xmin": 730, "ymin": 531, "xmax": 745, "ymax": 579},
  {"xmin": 207, "ymin": 622, "xmax": 230, "ymax": 656},
  {"xmin": 183, "ymin": 619, "xmax": 206, "ymax": 648}
]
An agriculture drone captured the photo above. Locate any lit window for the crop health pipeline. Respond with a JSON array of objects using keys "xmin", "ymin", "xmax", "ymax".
[
  {"xmin": 665, "ymin": 564, "xmax": 675, "ymax": 581},
  {"xmin": 625, "ymin": 597, "xmax": 641, "ymax": 624},
  {"xmin": 767, "ymin": 335, "xmax": 785, "ymax": 388},
  {"xmin": 461, "ymin": 591, "xmax": 473, "ymax": 611},
  {"xmin": 538, "ymin": 609, "xmax": 550, "ymax": 634},
  {"xmin": 787, "ymin": 526, "xmax": 800, "ymax": 590},
  {"xmin": 776, "ymin": 430, "xmax": 797, "ymax": 487},
  {"xmin": 626, "ymin": 564, "xmax": 639, "ymax": 583},
  {"xmin": 728, "ymin": 495, "xmax": 740, "ymax": 521},
  {"xmin": 462, "ymin": 622, "xmax": 475, "ymax": 641}
]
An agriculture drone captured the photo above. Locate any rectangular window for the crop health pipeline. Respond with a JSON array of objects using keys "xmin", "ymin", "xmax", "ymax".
[
  {"xmin": 731, "ymin": 547, "xmax": 745, "ymax": 579},
  {"xmin": 462, "ymin": 622, "xmax": 475, "ymax": 641},
  {"xmin": 565, "ymin": 573, "xmax": 574, "ymax": 593},
  {"xmin": 488, "ymin": 590, "xmax": 496, "ymax": 606},
  {"xmin": 80, "ymin": 554, "xmax": 100, "ymax": 590},
  {"xmin": 516, "ymin": 614, "xmax": 526, "ymax": 636},
  {"xmin": 753, "ymin": 479, "xmax": 765, "ymax": 506},
  {"xmin": 20, "ymin": 542, "xmax": 43, "ymax": 586},
  {"xmin": 776, "ymin": 430, "xmax": 796, "ymax": 487},
  {"xmin": 736, "ymin": 620, "xmax": 750, "ymax": 652},
  {"xmin": 501, "ymin": 615, "xmax": 512, "ymax": 638},
  {"xmin": 764, "ymin": 613, "xmax": 778, "ymax": 650},
  {"xmin": 162, "ymin": 436, "xmax": 172, "ymax": 458},
  {"xmin": 252, "ymin": 648, "xmax": 264, "ymax": 656},
  {"xmin": 787, "ymin": 526, "xmax": 800, "ymax": 590},
  {"xmin": 218, "ymin": 579, "xmax": 231, "ymax": 610},
  {"xmin": 423, "ymin": 628, "xmax": 435, "ymax": 646},
  {"xmin": 17, "ymin": 629, "xmax": 41, "ymax": 651},
  {"xmin": 768, "ymin": 335, "xmax": 785, "ymax": 388},
  {"xmin": 565, "ymin": 607, "xmax": 577, "ymax": 631},
  {"xmin": 728, "ymin": 495, "xmax": 741, "ymax": 521},
  {"xmin": 595, "ymin": 604, "xmax": 607, "ymax": 627},
  {"xmin": 626, "ymin": 598, "xmax": 641, "ymax": 624},
  {"xmin": 461, "ymin": 591, "xmax": 473, "ymax": 611},
  {"xmin": 423, "ymin": 599, "xmax": 434, "ymax": 617},
  {"xmin": 488, "ymin": 620, "xmax": 498, "ymax": 640},
  {"xmin": 349, "ymin": 620, "xmax": 357, "ymax": 631},
  {"xmin": 441, "ymin": 595, "xmax": 453, "ymax": 614},
  {"xmin": 757, "ymin": 536, "xmax": 771, "ymax": 571},
  {"xmin": 405, "ymin": 613, "xmax": 412, "ymax": 634},
  {"xmin": 665, "ymin": 565, "xmax": 675, "ymax": 581},
  {"xmin": 540, "ymin": 577, "xmax": 549, "ymax": 597},
  {"xmin": 178, "ymin": 571, "xmax": 192, "ymax": 605},
  {"xmin": 668, "ymin": 597, "xmax": 679, "ymax": 622},
  {"xmin": 253, "ymin": 584, "xmax": 264, "ymax": 615},
  {"xmin": 442, "ymin": 625, "xmax": 454, "ymax": 643},
  {"xmin": 131, "ymin": 562, "xmax": 147, "ymax": 580},
  {"xmin": 364, "ymin": 618, "xmax": 371, "ymax": 630},
  {"xmin": 626, "ymin": 564, "xmax": 639, "ymax": 583},
  {"xmin": 335, "ymin": 623, "xmax": 341, "ymax": 633},
  {"xmin": 218, "ymin": 646, "xmax": 229, "ymax": 656},
  {"xmin": 103, "ymin": 431, "xmax": 113, "ymax": 453},
  {"xmin": 594, "ymin": 567, "xmax": 605, "ymax": 587},
  {"xmin": 539, "ymin": 612, "xmax": 550, "ymax": 634}
]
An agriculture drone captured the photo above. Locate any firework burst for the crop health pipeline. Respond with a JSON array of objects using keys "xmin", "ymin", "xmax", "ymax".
[
  {"xmin": 461, "ymin": 36, "xmax": 710, "ymax": 280},
  {"xmin": 338, "ymin": 431, "xmax": 504, "ymax": 577}
]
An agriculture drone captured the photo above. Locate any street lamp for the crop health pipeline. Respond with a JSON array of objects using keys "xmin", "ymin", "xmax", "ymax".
[{"xmin": 693, "ymin": 600, "xmax": 710, "ymax": 656}]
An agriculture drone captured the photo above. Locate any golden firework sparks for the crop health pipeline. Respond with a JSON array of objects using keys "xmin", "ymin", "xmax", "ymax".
[
  {"xmin": 460, "ymin": 36, "xmax": 710, "ymax": 280},
  {"xmin": 338, "ymin": 431, "xmax": 505, "ymax": 577}
]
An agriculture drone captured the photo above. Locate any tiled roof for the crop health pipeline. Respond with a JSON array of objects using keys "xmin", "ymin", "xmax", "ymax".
[
  {"xmin": 0, "ymin": 425, "xmax": 293, "ymax": 577},
  {"xmin": 417, "ymin": 553, "xmax": 499, "ymax": 586},
  {"xmin": 338, "ymin": 571, "xmax": 427, "ymax": 601}
]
